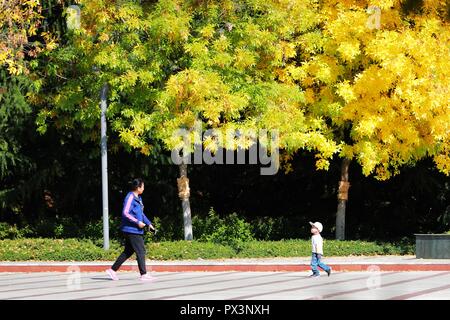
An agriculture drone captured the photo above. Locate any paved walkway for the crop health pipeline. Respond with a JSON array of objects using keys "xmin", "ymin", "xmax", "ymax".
[
  {"xmin": 1, "ymin": 256, "xmax": 449, "ymax": 272},
  {"xmin": 1, "ymin": 270, "xmax": 450, "ymax": 300}
]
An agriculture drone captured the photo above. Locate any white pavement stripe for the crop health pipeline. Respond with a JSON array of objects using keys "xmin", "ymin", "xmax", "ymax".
[
  {"xmin": 0, "ymin": 270, "xmax": 216, "ymax": 291},
  {"xmin": 0, "ymin": 272, "xmax": 116, "ymax": 291},
  {"xmin": 86, "ymin": 272, "xmax": 295, "ymax": 300},
  {"xmin": 386, "ymin": 275, "xmax": 450, "ymax": 300},
  {"xmin": 0, "ymin": 272, "xmax": 71, "ymax": 283},
  {"xmin": 403, "ymin": 288, "xmax": 450, "ymax": 300},
  {"xmin": 228, "ymin": 272, "xmax": 401, "ymax": 300},
  {"xmin": 306, "ymin": 271, "xmax": 450, "ymax": 300},
  {"xmin": 4, "ymin": 272, "xmax": 246, "ymax": 300},
  {"xmin": 286, "ymin": 273, "xmax": 429, "ymax": 300},
  {"xmin": 4, "ymin": 271, "xmax": 450, "ymax": 300},
  {"xmin": 78, "ymin": 272, "xmax": 287, "ymax": 300},
  {"xmin": 151, "ymin": 272, "xmax": 357, "ymax": 300}
]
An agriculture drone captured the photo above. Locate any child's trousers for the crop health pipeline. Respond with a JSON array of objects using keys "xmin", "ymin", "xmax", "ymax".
[{"xmin": 310, "ymin": 252, "xmax": 331, "ymax": 275}]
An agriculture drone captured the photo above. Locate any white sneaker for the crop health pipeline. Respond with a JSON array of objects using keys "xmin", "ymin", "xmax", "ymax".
[
  {"xmin": 140, "ymin": 274, "xmax": 155, "ymax": 282},
  {"xmin": 106, "ymin": 268, "xmax": 119, "ymax": 281}
]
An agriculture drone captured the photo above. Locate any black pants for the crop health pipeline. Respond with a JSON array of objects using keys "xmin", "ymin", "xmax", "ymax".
[{"xmin": 111, "ymin": 232, "xmax": 147, "ymax": 275}]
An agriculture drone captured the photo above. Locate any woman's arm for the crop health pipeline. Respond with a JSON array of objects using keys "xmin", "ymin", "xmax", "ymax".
[
  {"xmin": 122, "ymin": 194, "xmax": 139, "ymax": 224},
  {"xmin": 142, "ymin": 213, "xmax": 153, "ymax": 227}
]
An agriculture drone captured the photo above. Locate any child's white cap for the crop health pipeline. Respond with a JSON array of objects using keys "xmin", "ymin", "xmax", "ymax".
[{"xmin": 309, "ymin": 221, "xmax": 323, "ymax": 232}]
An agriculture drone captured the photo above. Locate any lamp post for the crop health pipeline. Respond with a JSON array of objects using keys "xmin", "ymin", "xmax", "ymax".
[
  {"xmin": 100, "ymin": 83, "xmax": 109, "ymax": 250},
  {"xmin": 67, "ymin": 5, "xmax": 110, "ymax": 250}
]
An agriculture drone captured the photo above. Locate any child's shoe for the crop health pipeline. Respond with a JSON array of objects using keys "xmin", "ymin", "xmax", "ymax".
[
  {"xmin": 309, "ymin": 273, "xmax": 320, "ymax": 278},
  {"xmin": 326, "ymin": 267, "xmax": 332, "ymax": 277},
  {"xmin": 106, "ymin": 268, "xmax": 119, "ymax": 281}
]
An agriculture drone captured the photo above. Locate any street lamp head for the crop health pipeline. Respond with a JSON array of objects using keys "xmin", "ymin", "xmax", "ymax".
[{"xmin": 66, "ymin": 5, "xmax": 81, "ymax": 30}]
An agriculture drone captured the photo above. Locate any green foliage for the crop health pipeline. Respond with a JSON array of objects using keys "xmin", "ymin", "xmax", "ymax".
[
  {"xmin": 235, "ymin": 240, "xmax": 415, "ymax": 258},
  {"xmin": 147, "ymin": 215, "xmax": 184, "ymax": 242},
  {"xmin": 251, "ymin": 216, "xmax": 308, "ymax": 241},
  {"xmin": 147, "ymin": 241, "xmax": 235, "ymax": 260},
  {"xmin": 0, "ymin": 0, "xmax": 53, "ymax": 75},
  {"xmin": 192, "ymin": 207, "xmax": 222, "ymax": 240},
  {"xmin": 35, "ymin": 0, "xmax": 191, "ymax": 151},
  {"xmin": 2, "ymin": 0, "xmax": 449, "ymax": 245},
  {"xmin": 193, "ymin": 208, "xmax": 254, "ymax": 250},
  {"xmin": 0, "ymin": 216, "xmax": 122, "ymax": 240},
  {"xmin": 80, "ymin": 217, "xmax": 122, "ymax": 241},
  {"xmin": 0, "ymin": 238, "xmax": 415, "ymax": 261},
  {"xmin": 251, "ymin": 216, "xmax": 284, "ymax": 241},
  {"xmin": 0, "ymin": 72, "xmax": 33, "ymax": 178},
  {"xmin": 191, "ymin": 209, "xmax": 308, "ymax": 242},
  {"xmin": 0, "ymin": 222, "xmax": 33, "ymax": 239},
  {"xmin": 0, "ymin": 72, "xmax": 38, "ymax": 219},
  {"xmin": 33, "ymin": 216, "xmax": 80, "ymax": 238},
  {"xmin": 0, "ymin": 238, "xmax": 121, "ymax": 261}
]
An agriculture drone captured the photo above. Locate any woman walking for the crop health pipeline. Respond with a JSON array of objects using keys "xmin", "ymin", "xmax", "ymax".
[{"xmin": 106, "ymin": 178, "xmax": 155, "ymax": 281}]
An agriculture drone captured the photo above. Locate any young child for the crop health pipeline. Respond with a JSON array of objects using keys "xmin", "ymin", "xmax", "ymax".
[{"xmin": 309, "ymin": 221, "xmax": 331, "ymax": 277}]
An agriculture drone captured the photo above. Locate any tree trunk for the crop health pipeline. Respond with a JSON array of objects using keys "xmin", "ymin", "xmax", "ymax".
[
  {"xmin": 336, "ymin": 158, "xmax": 351, "ymax": 240},
  {"xmin": 178, "ymin": 162, "xmax": 193, "ymax": 240}
]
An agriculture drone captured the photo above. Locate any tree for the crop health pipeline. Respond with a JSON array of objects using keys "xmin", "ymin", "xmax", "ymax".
[
  {"xmin": 137, "ymin": 0, "xmax": 339, "ymax": 239},
  {"xmin": 277, "ymin": 0, "xmax": 450, "ymax": 238},
  {"xmin": 0, "ymin": 71, "xmax": 34, "ymax": 218},
  {"xmin": 0, "ymin": 0, "xmax": 58, "ymax": 75},
  {"xmin": 35, "ymin": 0, "xmax": 194, "ymax": 237},
  {"xmin": 35, "ymin": 0, "xmax": 450, "ymax": 241},
  {"xmin": 0, "ymin": 0, "xmax": 60, "ymax": 220},
  {"xmin": 36, "ymin": 0, "xmax": 337, "ymax": 239}
]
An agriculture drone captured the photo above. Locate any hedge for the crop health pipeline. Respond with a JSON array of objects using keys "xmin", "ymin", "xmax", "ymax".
[{"xmin": 0, "ymin": 238, "xmax": 414, "ymax": 261}]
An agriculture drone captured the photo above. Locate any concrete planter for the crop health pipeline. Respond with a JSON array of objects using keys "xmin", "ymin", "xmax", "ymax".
[{"xmin": 415, "ymin": 234, "xmax": 450, "ymax": 259}]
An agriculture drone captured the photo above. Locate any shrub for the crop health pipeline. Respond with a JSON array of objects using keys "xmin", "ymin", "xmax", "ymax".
[
  {"xmin": 32, "ymin": 216, "xmax": 81, "ymax": 238},
  {"xmin": 192, "ymin": 208, "xmax": 222, "ymax": 240},
  {"xmin": 213, "ymin": 213, "xmax": 254, "ymax": 250},
  {"xmin": 251, "ymin": 216, "xmax": 280, "ymax": 241},
  {"xmin": 0, "ymin": 211, "xmax": 312, "ymax": 241},
  {"xmin": 0, "ymin": 238, "xmax": 415, "ymax": 261},
  {"xmin": 0, "ymin": 222, "xmax": 20, "ymax": 239},
  {"xmin": 235, "ymin": 239, "xmax": 415, "ymax": 258},
  {"xmin": 251, "ymin": 215, "xmax": 311, "ymax": 240},
  {"xmin": 58, "ymin": 217, "xmax": 81, "ymax": 237},
  {"xmin": 80, "ymin": 219, "xmax": 103, "ymax": 240},
  {"xmin": 147, "ymin": 241, "xmax": 235, "ymax": 260},
  {"xmin": 0, "ymin": 238, "xmax": 119, "ymax": 261},
  {"xmin": 0, "ymin": 222, "xmax": 33, "ymax": 239},
  {"xmin": 80, "ymin": 217, "xmax": 122, "ymax": 240},
  {"xmin": 235, "ymin": 240, "xmax": 311, "ymax": 257},
  {"xmin": 148, "ymin": 215, "xmax": 184, "ymax": 242},
  {"xmin": 193, "ymin": 208, "xmax": 254, "ymax": 250}
]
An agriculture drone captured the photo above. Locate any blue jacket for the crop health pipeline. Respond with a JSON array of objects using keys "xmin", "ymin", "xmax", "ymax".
[{"xmin": 120, "ymin": 192, "xmax": 152, "ymax": 235}]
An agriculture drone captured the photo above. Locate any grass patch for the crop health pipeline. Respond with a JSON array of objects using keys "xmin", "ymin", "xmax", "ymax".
[{"xmin": 0, "ymin": 238, "xmax": 415, "ymax": 261}]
